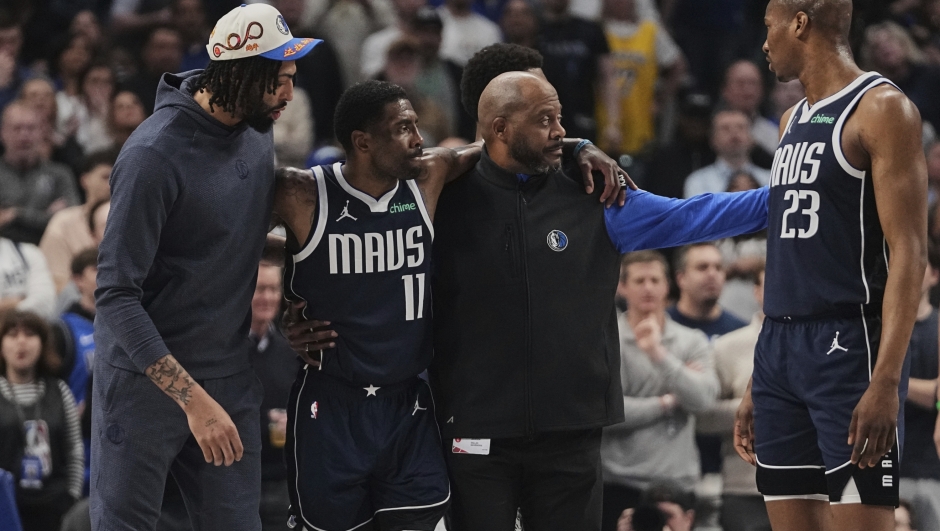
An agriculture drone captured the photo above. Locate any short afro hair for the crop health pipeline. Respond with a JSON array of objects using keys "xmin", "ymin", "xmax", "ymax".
[
  {"xmin": 333, "ymin": 81, "xmax": 408, "ymax": 153},
  {"xmin": 460, "ymin": 43, "xmax": 543, "ymax": 122}
]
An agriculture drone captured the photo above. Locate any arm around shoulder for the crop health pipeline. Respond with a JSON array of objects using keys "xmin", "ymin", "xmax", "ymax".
[
  {"xmin": 273, "ymin": 166, "xmax": 319, "ymax": 246},
  {"xmin": 605, "ymin": 188, "xmax": 769, "ymax": 253}
]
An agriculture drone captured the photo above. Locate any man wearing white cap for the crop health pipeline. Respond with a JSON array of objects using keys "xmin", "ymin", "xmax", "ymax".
[{"xmin": 90, "ymin": 5, "xmax": 320, "ymax": 530}]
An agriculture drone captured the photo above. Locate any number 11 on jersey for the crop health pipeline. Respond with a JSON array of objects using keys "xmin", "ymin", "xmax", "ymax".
[{"xmin": 402, "ymin": 273, "xmax": 426, "ymax": 321}]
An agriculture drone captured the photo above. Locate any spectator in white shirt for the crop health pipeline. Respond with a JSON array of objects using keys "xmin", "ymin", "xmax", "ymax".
[
  {"xmin": 683, "ymin": 109, "xmax": 770, "ymax": 198},
  {"xmin": 719, "ymin": 60, "xmax": 779, "ymax": 163},
  {"xmin": 360, "ymin": 0, "xmax": 426, "ymax": 80},
  {"xmin": 0, "ymin": 237, "xmax": 56, "ymax": 319},
  {"xmin": 438, "ymin": 0, "xmax": 502, "ymax": 66}
]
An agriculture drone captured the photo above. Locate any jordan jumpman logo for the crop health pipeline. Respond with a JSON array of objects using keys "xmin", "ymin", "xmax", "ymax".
[
  {"xmin": 412, "ymin": 398, "xmax": 427, "ymax": 416},
  {"xmin": 336, "ymin": 200, "xmax": 357, "ymax": 222},
  {"xmin": 827, "ymin": 331, "xmax": 849, "ymax": 355}
]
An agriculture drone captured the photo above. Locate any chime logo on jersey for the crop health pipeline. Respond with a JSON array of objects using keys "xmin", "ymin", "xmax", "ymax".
[
  {"xmin": 547, "ymin": 230, "xmax": 568, "ymax": 252},
  {"xmin": 810, "ymin": 113, "xmax": 835, "ymax": 124},
  {"xmin": 328, "ymin": 226, "xmax": 425, "ymax": 274},
  {"xmin": 310, "ymin": 401, "xmax": 318, "ymax": 419}
]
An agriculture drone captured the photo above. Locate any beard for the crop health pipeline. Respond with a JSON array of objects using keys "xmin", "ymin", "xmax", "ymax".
[
  {"xmin": 243, "ymin": 102, "xmax": 284, "ymax": 133},
  {"xmin": 509, "ymin": 136, "xmax": 561, "ymax": 175},
  {"xmin": 375, "ymin": 149, "xmax": 424, "ymax": 182}
]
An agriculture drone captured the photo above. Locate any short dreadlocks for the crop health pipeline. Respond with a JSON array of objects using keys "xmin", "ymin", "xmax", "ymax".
[{"xmin": 190, "ymin": 55, "xmax": 282, "ymax": 116}]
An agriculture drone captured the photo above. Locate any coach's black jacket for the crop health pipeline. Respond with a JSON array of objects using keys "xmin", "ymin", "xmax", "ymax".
[{"xmin": 429, "ymin": 149, "xmax": 623, "ymax": 439}]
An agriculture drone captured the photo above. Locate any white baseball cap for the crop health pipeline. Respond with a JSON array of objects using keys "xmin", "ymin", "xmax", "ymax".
[{"xmin": 207, "ymin": 4, "xmax": 322, "ymax": 62}]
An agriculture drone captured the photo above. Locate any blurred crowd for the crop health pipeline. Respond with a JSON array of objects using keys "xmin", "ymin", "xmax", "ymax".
[{"xmin": 2, "ymin": 0, "xmax": 940, "ymax": 530}]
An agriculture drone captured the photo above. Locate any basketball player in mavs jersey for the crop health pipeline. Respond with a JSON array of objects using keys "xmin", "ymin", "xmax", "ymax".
[
  {"xmin": 271, "ymin": 81, "xmax": 486, "ymax": 531},
  {"xmin": 733, "ymin": 1, "xmax": 928, "ymax": 530}
]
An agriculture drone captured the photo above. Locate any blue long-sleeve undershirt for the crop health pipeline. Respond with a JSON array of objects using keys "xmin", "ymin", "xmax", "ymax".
[{"xmin": 605, "ymin": 188, "xmax": 770, "ymax": 253}]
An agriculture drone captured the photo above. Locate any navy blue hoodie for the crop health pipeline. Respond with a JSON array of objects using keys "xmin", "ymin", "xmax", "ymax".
[{"xmin": 95, "ymin": 71, "xmax": 275, "ymax": 379}]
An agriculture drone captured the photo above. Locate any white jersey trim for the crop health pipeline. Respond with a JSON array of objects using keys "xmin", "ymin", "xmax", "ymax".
[
  {"xmin": 832, "ymin": 77, "xmax": 893, "ymax": 180},
  {"xmin": 859, "ymin": 183, "xmax": 871, "ymax": 303},
  {"xmin": 825, "ymin": 459, "xmax": 853, "ymax": 474},
  {"xmin": 883, "ymin": 239, "xmax": 889, "ymax": 274},
  {"xmin": 861, "ymin": 306, "xmax": 873, "ymax": 379},
  {"xmin": 406, "ymin": 180, "xmax": 435, "ymax": 241},
  {"xmin": 293, "ymin": 166, "xmax": 330, "ymax": 263},
  {"xmin": 829, "ymin": 496, "xmax": 863, "ymax": 505},
  {"xmin": 373, "ymin": 493, "xmax": 451, "ymax": 515},
  {"xmin": 764, "ymin": 494, "xmax": 830, "ymax": 502},
  {"xmin": 756, "ymin": 457, "xmax": 826, "ymax": 470},
  {"xmin": 334, "ymin": 162, "xmax": 399, "ymax": 213},
  {"xmin": 797, "ymin": 71, "xmax": 880, "ymax": 124}
]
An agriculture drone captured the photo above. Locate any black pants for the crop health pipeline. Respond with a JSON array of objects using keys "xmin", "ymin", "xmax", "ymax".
[
  {"xmin": 445, "ymin": 428, "xmax": 603, "ymax": 531},
  {"xmin": 601, "ymin": 483, "xmax": 643, "ymax": 531}
]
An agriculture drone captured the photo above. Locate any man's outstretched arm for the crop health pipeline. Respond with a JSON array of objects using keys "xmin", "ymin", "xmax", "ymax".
[{"xmin": 605, "ymin": 188, "xmax": 769, "ymax": 253}]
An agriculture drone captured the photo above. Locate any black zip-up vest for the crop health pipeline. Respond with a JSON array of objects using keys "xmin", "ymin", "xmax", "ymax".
[{"xmin": 430, "ymin": 150, "xmax": 624, "ymax": 439}]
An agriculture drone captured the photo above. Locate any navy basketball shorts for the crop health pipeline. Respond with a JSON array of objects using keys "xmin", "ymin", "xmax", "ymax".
[
  {"xmin": 285, "ymin": 367, "xmax": 450, "ymax": 531},
  {"xmin": 751, "ymin": 313, "xmax": 910, "ymax": 506}
]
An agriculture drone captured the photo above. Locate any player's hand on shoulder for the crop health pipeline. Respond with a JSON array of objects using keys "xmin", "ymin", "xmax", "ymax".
[
  {"xmin": 184, "ymin": 390, "xmax": 244, "ymax": 467},
  {"xmin": 734, "ymin": 384, "xmax": 756, "ymax": 466},
  {"xmin": 574, "ymin": 142, "xmax": 634, "ymax": 208},
  {"xmin": 848, "ymin": 379, "xmax": 899, "ymax": 469},
  {"xmin": 283, "ymin": 301, "xmax": 337, "ymax": 367}
]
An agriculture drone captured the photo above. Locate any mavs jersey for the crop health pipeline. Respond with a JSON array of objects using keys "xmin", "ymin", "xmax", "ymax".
[
  {"xmin": 765, "ymin": 72, "xmax": 897, "ymax": 319},
  {"xmin": 285, "ymin": 162, "xmax": 434, "ymax": 385}
]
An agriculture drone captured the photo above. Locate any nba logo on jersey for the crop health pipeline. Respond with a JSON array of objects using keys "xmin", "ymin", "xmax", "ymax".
[{"xmin": 311, "ymin": 401, "xmax": 318, "ymax": 419}]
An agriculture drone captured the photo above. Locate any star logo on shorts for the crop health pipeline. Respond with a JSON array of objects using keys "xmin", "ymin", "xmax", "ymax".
[{"xmin": 364, "ymin": 384, "xmax": 380, "ymax": 397}]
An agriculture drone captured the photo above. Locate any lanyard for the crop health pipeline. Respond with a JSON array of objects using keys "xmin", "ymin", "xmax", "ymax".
[{"xmin": 1, "ymin": 378, "xmax": 44, "ymax": 429}]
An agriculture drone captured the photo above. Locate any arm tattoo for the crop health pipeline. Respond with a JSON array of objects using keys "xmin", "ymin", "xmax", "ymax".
[
  {"xmin": 145, "ymin": 356, "xmax": 197, "ymax": 406},
  {"xmin": 276, "ymin": 168, "xmax": 318, "ymax": 207},
  {"xmin": 205, "ymin": 418, "xmax": 218, "ymax": 427}
]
